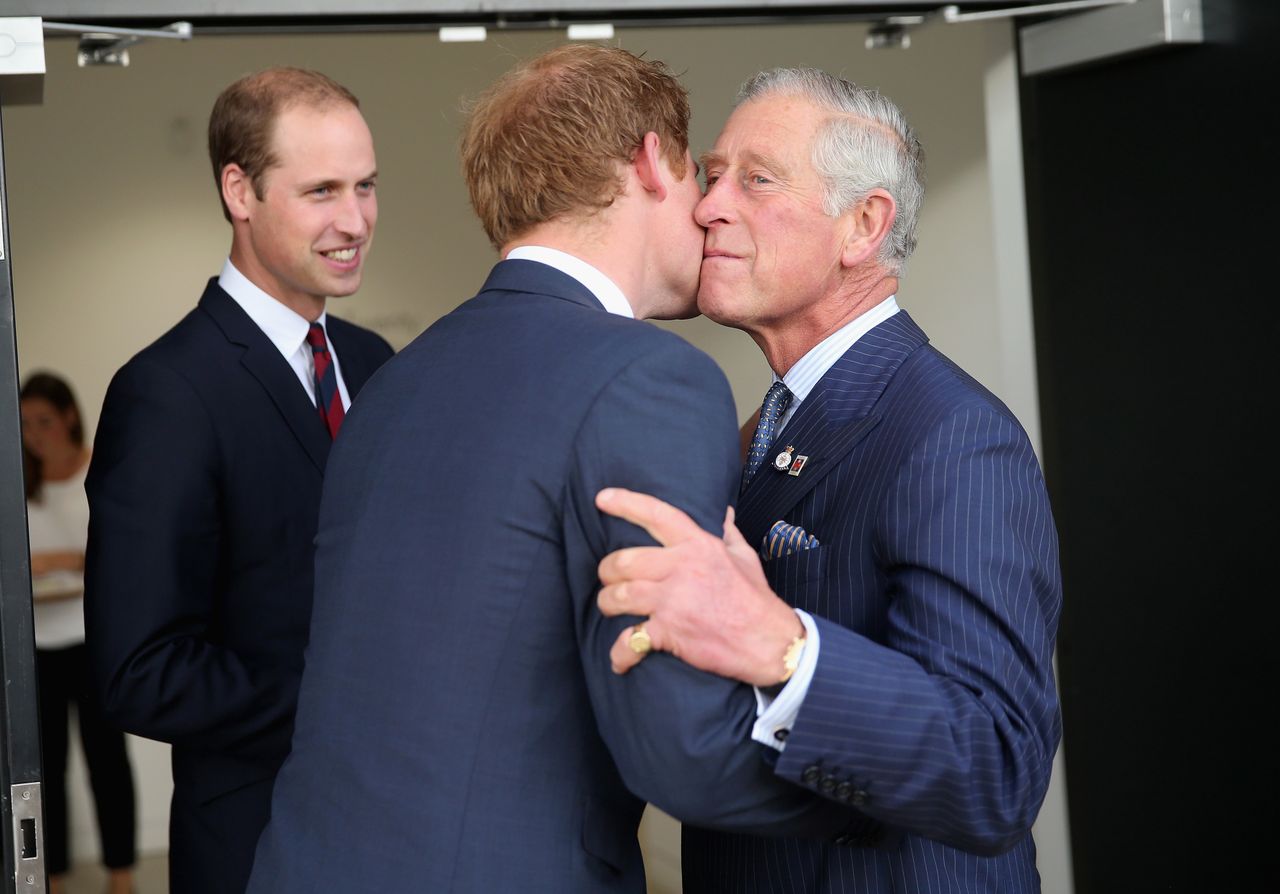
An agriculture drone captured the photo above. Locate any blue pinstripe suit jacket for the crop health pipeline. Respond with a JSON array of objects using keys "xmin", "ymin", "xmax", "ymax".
[{"xmin": 684, "ymin": 312, "xmax": 1062, "ymax": 893}]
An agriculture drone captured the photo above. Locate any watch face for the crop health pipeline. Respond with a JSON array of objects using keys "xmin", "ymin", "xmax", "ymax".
[{"xmin": 774, "ymin": 451, "xmax": 792, "ymax": 470}]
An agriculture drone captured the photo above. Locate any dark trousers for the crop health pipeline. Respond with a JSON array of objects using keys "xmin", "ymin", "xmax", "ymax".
[{"xmin": 36, "ymin": 644, "xmax": 137, "ymax": 875}]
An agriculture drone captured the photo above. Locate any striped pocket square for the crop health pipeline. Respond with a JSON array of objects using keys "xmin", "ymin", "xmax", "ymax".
[{"xmin": 761, "ymin": 520, "xmax": 820, "ymax": 560}]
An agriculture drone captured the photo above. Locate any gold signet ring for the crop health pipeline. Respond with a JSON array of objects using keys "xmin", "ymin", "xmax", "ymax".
[{"xmin": 628, "ymin": 624, "xmax": 653, "ymax": 655}]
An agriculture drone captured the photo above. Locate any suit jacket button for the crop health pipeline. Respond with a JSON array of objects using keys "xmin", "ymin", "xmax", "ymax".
[
  {"xmin": 819, "ymin": 775, "xmax": 837, "ymax": 795},
  {"xmin": 851, "ymin": 789, "xmax": 868, "ymax": 807},
  {"xmin": 836, "ymin": 782, "xmax": 853, "ymax": 802},
  {"xmin": 802, "ymin": 766, "xmax": 821, "ymax": 785}
]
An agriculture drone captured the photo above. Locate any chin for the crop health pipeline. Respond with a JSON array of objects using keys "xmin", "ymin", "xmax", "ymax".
[
  {"xmin": 653, "ymin": 306, "xmax": 700, "ymax": 322},
  {"xmin": 649, "ymin": 292, "xmax": 700, "ymax": 322},
  {"xmin": 695, "ymin": 291, "xmax": 727, "ymax": 320},
  {"xmin": 696, "ymin": 296, "xmax": 750, "ymax": 330},
  {"xmin": 326, "ymin": 277, "xmax": 364, "ymax": 299}
]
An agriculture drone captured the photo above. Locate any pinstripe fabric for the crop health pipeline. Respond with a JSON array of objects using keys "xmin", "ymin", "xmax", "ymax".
[{"xmin": 684, "ymin": 312, "xmax": 1062, "ymax": 893}]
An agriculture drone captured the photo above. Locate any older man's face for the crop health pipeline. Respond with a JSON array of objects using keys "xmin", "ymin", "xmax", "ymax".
[{"xmin": 695, "ymin": 94, "xmax": 848, "ymax": 334}]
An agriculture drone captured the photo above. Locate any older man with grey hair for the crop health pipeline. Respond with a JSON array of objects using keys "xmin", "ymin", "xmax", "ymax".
[{"xmin": 595, "ymin": 68, "xmax": 1063, "ymax": 892}]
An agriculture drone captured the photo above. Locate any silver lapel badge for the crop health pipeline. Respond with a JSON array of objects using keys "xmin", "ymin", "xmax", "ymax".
[{"xmin": 773, "ymin": 445, "xmax": 794, "ymax": 472}]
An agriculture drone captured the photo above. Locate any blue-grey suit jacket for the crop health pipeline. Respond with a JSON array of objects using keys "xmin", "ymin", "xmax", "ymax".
[
  {"xmin": 247, "ymin": 261, "xmax": 855, "ymax": 893},
  {"xmin": 684, "ymin": 312, "xmax": 1062, "ymax": 892}
]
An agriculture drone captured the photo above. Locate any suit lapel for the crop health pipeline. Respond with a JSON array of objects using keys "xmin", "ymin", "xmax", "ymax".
[
  {"xmin": 198, "ymin": 280, "xmax": 331, "ymax": 473},
  {"xmin": 737, "ymin": 312, "xmax": 929, "ymax": 546}
]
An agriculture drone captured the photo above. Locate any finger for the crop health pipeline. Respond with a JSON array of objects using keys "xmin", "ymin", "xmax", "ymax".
[
  {"xmin": 609, "ymin": 622, "xmax": 664, "ymax": 675},
  {"xmin": 721, "ymin": 512, "xmax": 770, "ymax": 589},
  {"xmin": 597, "ymin": 579, "xmax": 665, "ymax": 617},
  {"xmin": 596, "ymin": 488, "xmax": 705, "ymax": 547},
  {"xmin": 598, "ymin": 544, "xmax": 682, "ymax": 586},
  {"xmin": 722, "ymin": 511, "xmax": 752, "ymax": 553}
]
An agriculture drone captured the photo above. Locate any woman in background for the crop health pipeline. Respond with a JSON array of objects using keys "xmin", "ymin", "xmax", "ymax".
[{"xmin": 22, "ymin": 372, "xmax": 135, "ymax": 894}]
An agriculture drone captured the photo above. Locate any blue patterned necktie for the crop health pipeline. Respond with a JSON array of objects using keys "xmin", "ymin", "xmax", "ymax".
[{"xmin": 742, "ymin": 380, "xmax": 793, "ymax": 491}]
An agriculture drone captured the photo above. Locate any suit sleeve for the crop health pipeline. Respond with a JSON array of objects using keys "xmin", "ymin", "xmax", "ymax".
[
  {"xmin": 565, "ymin": 337, "xmax": 855, "ymax": 837},
  {"xmin": 84, "ymin": 357, "xmax": 297, "ymax": 758},
  {"xmin": 773, "ymin": 404, "xmax": 1062, "ymax": 855}
]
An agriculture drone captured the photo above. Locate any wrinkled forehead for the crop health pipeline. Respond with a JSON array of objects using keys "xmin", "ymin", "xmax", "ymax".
[{"xmin": 698, "ymin": 95, "xmax": 823, "ymax": 173}]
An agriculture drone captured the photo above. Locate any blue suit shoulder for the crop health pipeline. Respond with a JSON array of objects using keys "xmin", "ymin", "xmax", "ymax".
[
  {"xmin": 416, "ymin": 286, "xmax": 730, "ymax": 401},
  {"xmin": 890, "ymin": 341, "xmax": 1035, "ymax": 444}
]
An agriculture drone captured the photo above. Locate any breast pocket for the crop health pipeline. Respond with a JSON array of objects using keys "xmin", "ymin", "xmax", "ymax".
[{"xmin": 762, "ymin": 544, "xmax": 826, "ymax": 615}]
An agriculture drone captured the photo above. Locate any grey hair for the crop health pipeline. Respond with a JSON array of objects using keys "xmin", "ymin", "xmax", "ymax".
[{"xmin": 736, "ymin": 68, "xmax": 925, "ymax": 274}]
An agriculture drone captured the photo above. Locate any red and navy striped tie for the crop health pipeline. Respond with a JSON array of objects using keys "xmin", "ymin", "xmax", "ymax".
[{"xmin": 307, "ymin": 322, "xmax": 345, "ymax": 439}]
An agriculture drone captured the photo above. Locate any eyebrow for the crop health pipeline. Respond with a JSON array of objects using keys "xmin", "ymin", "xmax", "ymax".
[
  {"xmin": 301, "ymin": 170, "xmax": 378, "ymax": 191},
  {"xmin": 698, "ymin": 150, "xmax": 791, "ymax": 179}
]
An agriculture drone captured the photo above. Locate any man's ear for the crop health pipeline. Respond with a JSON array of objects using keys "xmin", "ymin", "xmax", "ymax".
[
  {"xmin": 221, "ymin": 163, "xmax": 255, "ymax": 222},
  {"xmin": 632, "ymin": 132, "xmax": 669, "ymax": 201},
  {"xmin": 840, "ymin": 189, "xmax": 896, "ymax": 269}
]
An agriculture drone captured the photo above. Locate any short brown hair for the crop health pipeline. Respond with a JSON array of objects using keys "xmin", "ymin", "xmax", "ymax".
[
  {"xmin": 461, "ymin": 45, "xmax": 691, "ymax": 250},
  {"xmin": 208, "ymin": 67, "xmax": 360, "ymax": 222}
]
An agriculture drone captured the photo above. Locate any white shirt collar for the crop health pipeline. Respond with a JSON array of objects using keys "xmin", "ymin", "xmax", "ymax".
[
  {"xmin": 778, "ymin": 295, "xmax": 900, "ymax": 403},
  {"xmin": 218, "ymin": 258, "xmax": 330, "ymax": 359},
  {"xmin": 505, "ymin": 246, "xmax": 635, "ymax": 319}
]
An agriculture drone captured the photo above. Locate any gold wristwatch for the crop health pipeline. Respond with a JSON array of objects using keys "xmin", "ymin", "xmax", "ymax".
[{"xmin": 779, "ymin": 633, "xmax": 807, "ymax": 683}]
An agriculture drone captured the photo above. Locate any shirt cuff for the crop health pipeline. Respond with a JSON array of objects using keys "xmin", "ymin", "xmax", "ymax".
[{"xmin": 751, "ymin": 609, "xmax": 820, "ymax": 752}]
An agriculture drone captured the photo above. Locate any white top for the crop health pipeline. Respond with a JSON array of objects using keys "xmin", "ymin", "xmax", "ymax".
[
  {"xmin": 218, "ymin": 258, "xmax": 352, "ymax": 411},
  {"xmin": 505, "ymin": 246, "xmax": 635, "ymax": 318},
  {"xmin": 752, "ymin": 295, "xmax": 900, "ymax": 751},
  {"xmin": 28, "ymin": 462, "xmax": 90, "ymax": 649}
]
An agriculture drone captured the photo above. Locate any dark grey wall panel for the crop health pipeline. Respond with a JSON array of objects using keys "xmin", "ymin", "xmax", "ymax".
[{"xmin": 1020, "ymin": 1, "xmax": 1278, "ymax": 889}]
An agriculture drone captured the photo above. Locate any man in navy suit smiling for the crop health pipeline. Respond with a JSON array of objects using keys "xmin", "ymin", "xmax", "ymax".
[
  {"xmin": 85, "ymin": 68, "xmax": 393, "ymax": 894},
  {"xmin": 597, "ymin": 68, "xmax": 1063, "ymax": 893},
  {"xmin": 248, "ymin": 47, "xmax": 854, "ymax": 894}
]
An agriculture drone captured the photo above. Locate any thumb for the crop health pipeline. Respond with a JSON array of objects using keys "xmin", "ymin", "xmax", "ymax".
[
  {"xmin": 722, "ymin": 509, "xmax": 769, "ymax": 589},
  {"xmin": 723, "ymin": 507, "xmax": 751, "ymax": 553}
]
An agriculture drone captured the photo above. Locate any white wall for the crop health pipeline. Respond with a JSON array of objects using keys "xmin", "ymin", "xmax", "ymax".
[{"xmin": 6, "ymin": 20, "xmax": 1070, "ymax": 892}]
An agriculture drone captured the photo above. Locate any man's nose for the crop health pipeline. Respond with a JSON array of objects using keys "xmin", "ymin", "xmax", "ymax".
[
  {"xmin": 695, "ymin": 179, "xmax": 733, "ymax": 228},
  {"xmin": 334, "ymin": 192, "xmax": 371, "ymax": 238}
]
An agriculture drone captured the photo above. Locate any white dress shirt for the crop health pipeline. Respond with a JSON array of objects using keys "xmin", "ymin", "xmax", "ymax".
[
  {"xmin": 752, "ymin": 295, "xmax": 900, "ymax": 751},
  {"xmin": 505, "ymin": 246, "xmax": 635, "ymax": 318},
  {"xmin": 218, "ymin": 259, "xmax": 352, "ymax": 411}
]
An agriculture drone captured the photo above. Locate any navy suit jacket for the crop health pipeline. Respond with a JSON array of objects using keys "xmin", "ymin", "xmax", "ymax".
[
  {"xmin": 684, "ymin": 312, "xmax": 1062, "ymax": 892},
  {"xmin": 248, "ymin": 261, "xmax": 855, "ymax": 894},
  {"xmin": 84, "ymin": 280, "xmax": 393, "ymax": 894}
]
